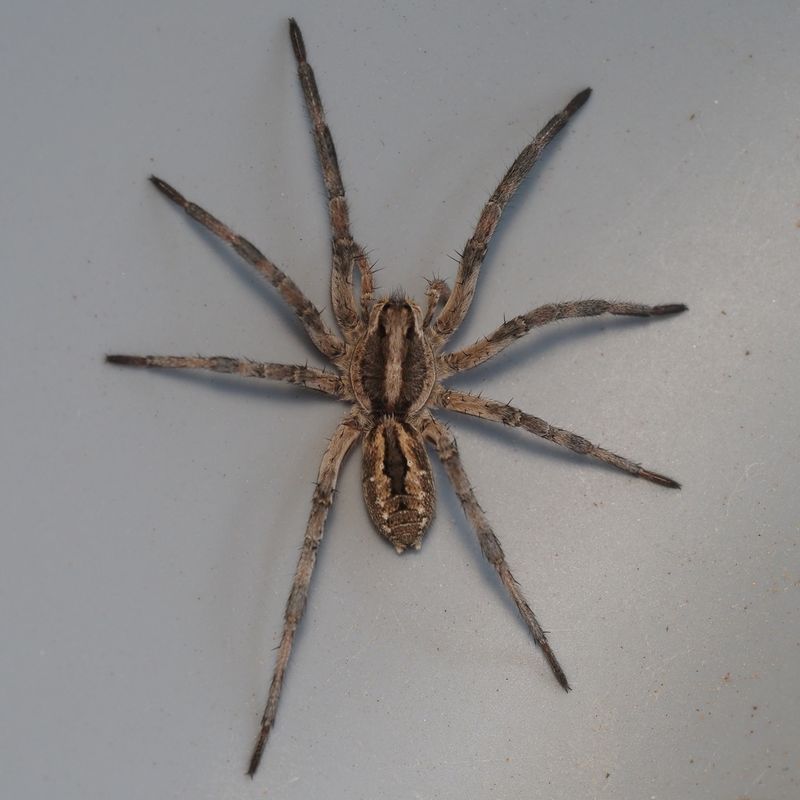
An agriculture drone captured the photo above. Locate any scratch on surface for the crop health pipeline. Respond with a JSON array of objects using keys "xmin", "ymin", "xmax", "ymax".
[
  {"xmin": 390, "ymin": 604, "xmax": 407, "ymax": 636},
  {"xmin": 724, "ymin": 462, "xmax": 764, "ymax": 518},
  {"xmin": 751, "ymin": 768, "xmax": 766, "ymax": 786}
]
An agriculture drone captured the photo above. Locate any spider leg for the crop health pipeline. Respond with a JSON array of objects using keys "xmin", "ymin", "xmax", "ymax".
[
  {"xmin": 247, "ymin": 412, "xmax": 361, "ymax": 777},
  {"xmin": 149, "ymin": 176, "xmax": 345, "ymax": 362},
  {"xmin": 422, "ymin": 413, "xmax": 570, "ymax": 691},
  {"xmin": 105, "ymin": 355, "xmax": 350, "ymax": 399},
  {"xmin": 423, "ymin": 278, "xmax": 452, "ymax": 329},
  {"xmin": 289, "ymin": 19, "xmax": 375, "ymax": 334},
  {"xmin": 440, "ymin": 300, "xmax": 687, "ymax": 376},
  {"xmin": 431, "ymin": 88, "xmax": 592, "ymax": 348},
  {"xmin": 433, "ymin": 388, "xmax": 681, "ymax": 488}
]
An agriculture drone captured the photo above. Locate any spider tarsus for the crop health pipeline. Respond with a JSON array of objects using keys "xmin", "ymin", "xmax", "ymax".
[
  {"xmin": 106, "ymin": 354, "xmax": 147, "ymax": 367},
  {"xmin": 247, "ymin": 731, "xmax": 268, "ymax": 778},
  {"xmin": 564, "ymin": 87, "xmax": 592, "ymax": 116},
  {"xmin": 640, "ymin": 469, "xmax": 681, "ymax": 489},
  {"xmin": 149, "ymin": 174, "xmax": 185, "ymax": 206},
  {"xmin": 652, "ymin": 303, "xmax": 688, "ymax": 316},
  {"xmin": 540, "ymin": 642, "xmax": 571, "ymax": 691},
  {"xmin": 288, "ymin": 18, "xmax": 306, "ymax": 61}
]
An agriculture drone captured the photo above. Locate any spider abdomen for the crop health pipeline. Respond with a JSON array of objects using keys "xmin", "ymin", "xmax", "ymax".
[{"xmin": 362, "ymin": 417, "xmax": 435, "ymax": 553}]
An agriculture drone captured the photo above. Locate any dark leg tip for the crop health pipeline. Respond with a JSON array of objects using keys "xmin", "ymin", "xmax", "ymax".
[
  {"xmin": 553, "ymin": 664, "xmax": 571, "ymax": 692},
  {"xmin": 540, "ymin": 641, "xmax": 571, "ymax": 691},
  {"xmin": 652, "ymin": 303, "xmax": 688, "ymax": 316},
  {"xmin": 149, "ymin": 175, "xmax": 184, "ymax": 206},
  {"xmin": 640, "ymin": 469, "xmax": 681, "ymax": 489},
  {"xmin": 106, "ymin": 354, "xmax": 148, "ymax": 367},
  {"xmin": 565, "ymin": 87, "xmax": 592, "ymax": 116},
  {"xmin": 247, "ymin": 746, "xmax": 263, "ymax": 779},
  {"xmin": 288, "ymin": 18, "xmax": 305, "ymax": 61}
]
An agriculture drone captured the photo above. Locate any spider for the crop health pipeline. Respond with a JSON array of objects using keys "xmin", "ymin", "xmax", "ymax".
[{"xmin": 107, "ymin": 19, "xmax": 686, "ymax": 777}]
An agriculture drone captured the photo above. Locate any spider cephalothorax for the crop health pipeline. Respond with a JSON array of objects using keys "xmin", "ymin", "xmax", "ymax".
[
  {"xmin": 107, "ymin": 19, "xmax": 685, "ymax": 779},
  {"xmin": 349, "ymin": 295, "xmax": 436, "ymax": 417}
]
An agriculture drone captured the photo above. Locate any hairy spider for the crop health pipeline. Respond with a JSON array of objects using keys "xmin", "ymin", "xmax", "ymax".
[{"xmin": 107, "ymin": 19, "xmax": 686, "ymax": 777}]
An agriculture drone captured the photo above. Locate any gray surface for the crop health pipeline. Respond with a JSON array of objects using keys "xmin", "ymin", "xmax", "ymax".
[{"xmin": 2, "ymin": 1, "xmax": 798, "ymax": 798}]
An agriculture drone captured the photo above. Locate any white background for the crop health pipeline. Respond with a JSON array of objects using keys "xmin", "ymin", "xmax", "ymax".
[{"xmin": 2, "ymin": 1, "xmax": 798, "ymax": 798}]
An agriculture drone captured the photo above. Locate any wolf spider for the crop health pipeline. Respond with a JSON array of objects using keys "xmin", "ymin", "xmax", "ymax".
[{"xmin": 107, "ymin": 18, "xmax": 686, "ymax": 777}]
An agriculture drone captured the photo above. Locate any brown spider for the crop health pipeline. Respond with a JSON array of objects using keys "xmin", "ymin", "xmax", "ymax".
[{"xmin": 107, "ymin": 19, "xmax": 686, "ymax": 777}]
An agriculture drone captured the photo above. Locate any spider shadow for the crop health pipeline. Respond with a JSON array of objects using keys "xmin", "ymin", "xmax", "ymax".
[
  {"xmin": 437, "ymin": 310, "xmax": 671, "ymax": 486},
  {"xmin": 150, "ymin": 368, "xmax": 356, "ymax": 692},
  {"xmin": 425, "ymin": 445, "xmax": 559, "ymax": 660},
  {"xmin": 140, "ymin": 365, "xmax": 345, "ymax": 410},
  {"xmin": 430, "ymin": 315, "xmax": 670, "ymax": 652},
  {"xmin": 441, "ymin": 119, "xmax": 586, "ymax": 351},
  {"xmin": 157, "ymin": 194, "xmax": 329, "ymax": 353},
  {"xmin": 426, "ymin": 416, "xmax": 608, "ymax": 670},
  {"xmin": 446, "ymin": 312, "xmax": 664, "ymax": 386}
]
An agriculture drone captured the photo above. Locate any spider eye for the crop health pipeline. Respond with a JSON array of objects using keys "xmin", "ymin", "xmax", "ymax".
[{"xmin": 404, "ymin": 324, "xmax": 415, "ymax": 341}]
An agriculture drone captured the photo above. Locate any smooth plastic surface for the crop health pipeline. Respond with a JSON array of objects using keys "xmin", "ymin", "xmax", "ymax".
[{"xmin": 2, "ymin": 2, "xmax": 798, "ymax": 798}]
